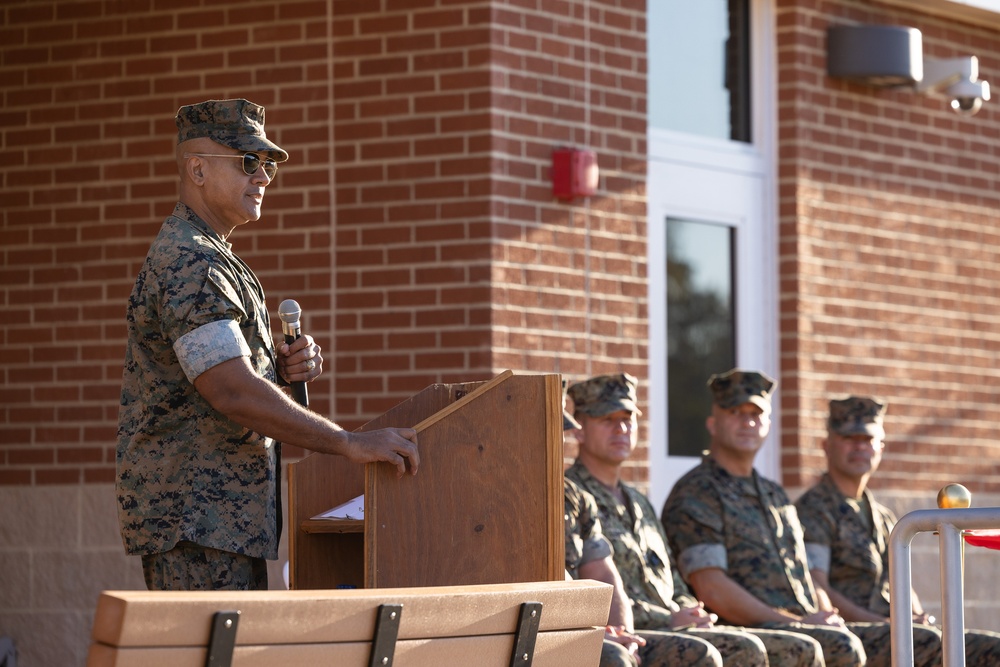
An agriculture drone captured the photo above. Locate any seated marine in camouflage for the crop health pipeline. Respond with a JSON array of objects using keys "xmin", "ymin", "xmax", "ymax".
[
  {"xmin": 562, "ymin": 405, "xmax": 724, "ymax": 667},
  {"xmin": 796, "ymin": 395, "xmax": 1000, "ymax": 666}
]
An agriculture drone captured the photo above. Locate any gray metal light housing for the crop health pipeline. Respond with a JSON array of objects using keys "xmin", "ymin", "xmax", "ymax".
[
  {"xmin": 827, "ymin": 24, "xmax": 990, "ymax": 116},
  {"xmin": 827, "ymin": 25, "xmax": 923, "ymax": 86}
]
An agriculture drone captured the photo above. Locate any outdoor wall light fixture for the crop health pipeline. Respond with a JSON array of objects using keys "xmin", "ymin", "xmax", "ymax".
[
  {"xmin": 827, "ymin": 24, "xmax": 990, "ymax": 116},
  {"xmin": 552, "ymin": 147, "xmax": 599, "ymax": 200}
]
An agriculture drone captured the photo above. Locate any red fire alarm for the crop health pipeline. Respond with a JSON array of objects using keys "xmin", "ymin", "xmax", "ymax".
[{"xmin": 552, "ymin": 147, "xmax": 599, "ymax": 200}]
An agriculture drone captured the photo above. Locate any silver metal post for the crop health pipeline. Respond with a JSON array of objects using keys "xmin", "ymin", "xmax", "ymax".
[
  {"xmin": 890, "ymin": 512, "xmax": 918, "ymax": 667},
  {"xmin": 889, "ymin": 506, "xmax": 1000, "ymax": 667},
  {"xmin": 939, "ymin": 522, "xmax": 966, "ymax": 667}
]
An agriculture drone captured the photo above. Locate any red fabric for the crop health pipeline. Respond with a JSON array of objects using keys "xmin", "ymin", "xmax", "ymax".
[{"xmin": 964, "ymin": 530, "xmax": 1000, "ymax": 549}]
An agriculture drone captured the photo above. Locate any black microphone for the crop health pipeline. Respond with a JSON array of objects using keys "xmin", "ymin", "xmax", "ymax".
[{"xmin": 278, "ymin": 299, "xmax": 309, "ymax": 408}]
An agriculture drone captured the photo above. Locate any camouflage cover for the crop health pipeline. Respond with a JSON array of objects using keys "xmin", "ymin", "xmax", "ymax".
[
  {"xmin": 567, "ymin": 373, "xmax": 642, "ymax": 417},
  {"xmin": 707, "ymin": 368, "xmax": 775, "ymax": 410},
  {"xmin": 176, "ymin": 98, "xmax": 288, "ymax": 161}
]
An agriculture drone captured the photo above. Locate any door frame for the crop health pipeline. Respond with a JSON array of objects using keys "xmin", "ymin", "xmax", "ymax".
[{"xmin": 646, "ymin": 0, "xmax": 779, "ymax": 512}]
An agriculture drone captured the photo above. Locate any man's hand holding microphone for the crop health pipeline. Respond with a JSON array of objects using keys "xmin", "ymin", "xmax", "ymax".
[{"xmin": 276, "ymin": 299, "xmax": 419, "ymax": 477}]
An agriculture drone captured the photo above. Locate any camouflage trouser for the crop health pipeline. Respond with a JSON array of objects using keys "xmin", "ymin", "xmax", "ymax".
[
  {"xmin": 632, "ymin": 629, "xmax": 724, "ymax": 667},
  {"xmin": 141, "ymin": 540, "xmax": 269, "ymax": 591},
  {"xmin": 760, "ymin": 621, "xmax": 867, "ymax": 667},
  {"xmin": 847, "ymin": 621, "xmax": 941, "ymax": 667},
  {"xmin": 600, "ymin": 640, "xmax": 638, "ymax": 667},
  {"xmin": 685, "ymin": 625, "xmax": 769, "ymax": 667},
  {"xmin": 964, "ymin": 627, "xmax": 1000, "ymax": 667},
  {"xmin": 745, "ymin": 626, "xmax": 825, "ymax": 667},
  {"xmin": 846, "ymin": 622, "xmax": 1000, "ymax": 667}
]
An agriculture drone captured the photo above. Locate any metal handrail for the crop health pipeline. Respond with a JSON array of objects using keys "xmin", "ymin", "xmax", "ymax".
[{"xmin": 889, "ymin": 504, "xmax": 1000, "ymax": 667}]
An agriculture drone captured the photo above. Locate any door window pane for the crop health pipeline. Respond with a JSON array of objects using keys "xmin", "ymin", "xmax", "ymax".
[
  {"xmin": 666, "ymin": 219, "xmax": 735, "ymax": 457},
  {"xmin": 648, "ymin": 0, "xmax": 751, "ymax": 142}
]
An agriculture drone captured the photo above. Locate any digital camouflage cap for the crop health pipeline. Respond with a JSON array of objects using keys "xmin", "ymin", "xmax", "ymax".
[
  {"xmin": 828, "ymin": 395, "xmax": 886, "ymax": 437},
  {"xmin": 708, "ymin": 368, "xmax": 775, "ymax": 410},
  {"xmin": 567, "ymin": 373, "xmax": 642, "ymax": 418},
  {"xmin": 176, "ymin": 98, "xmax": 288, "ymax": 161}
]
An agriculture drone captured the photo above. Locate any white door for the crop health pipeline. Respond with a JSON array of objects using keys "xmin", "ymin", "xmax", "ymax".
[{"xmin": 646, "ymin": 0, "xmax": 778, "ymax": 513}]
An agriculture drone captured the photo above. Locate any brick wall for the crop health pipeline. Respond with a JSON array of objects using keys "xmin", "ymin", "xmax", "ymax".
[
  {"xmin": 327, "ymin": 0, "xmax": 649, "ymax": 472},
  {"xmin": 284, "ymin": 0, "xmax": 646, "ymax": 482},
  {"xmin": 777, "ymin": 0, "xmax": 1000, "ymax": 495}
]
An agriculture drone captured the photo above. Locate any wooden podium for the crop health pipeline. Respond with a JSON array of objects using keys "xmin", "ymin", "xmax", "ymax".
[{"xmin": 287, "ymin": 371, "xmax": 565, "ymax": 590}]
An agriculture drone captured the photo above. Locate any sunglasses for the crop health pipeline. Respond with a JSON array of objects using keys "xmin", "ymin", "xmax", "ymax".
[{"xmin": 184, "ymin": 152, "xmax": 278, "ymax": 179}]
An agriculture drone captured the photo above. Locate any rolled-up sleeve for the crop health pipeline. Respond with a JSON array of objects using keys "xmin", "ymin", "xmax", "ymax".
[
  {"xmin": 677, "ymin": 543, "xmax": 728, "ymax": 579},
  {"xmin": 174, "ymin": 319, "xmax": 251, "ymax": 382},
  {"xmin": 804, "ymin": 542, "xmax": 831, "ymax": 573},
  {"xmin": 582, "ymin": 534, "xmax": 613, "ymax": 565}
]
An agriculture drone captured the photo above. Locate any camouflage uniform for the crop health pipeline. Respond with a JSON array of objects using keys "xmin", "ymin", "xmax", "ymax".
[
  {"xmin": 118, "ymin": 201, "xmax": 280, "ymax": 558},
  {"xmin": 565, "ymin": 477, "xmax": 614, "ymax": 580},
  {"xmin": 798, "ymin": 473, "xmax": 1000, "ymax": 667},
  {"xmin": 117, "ymin": 99, "xmax": 289, "ymax": 589},
  {"xmin": 140, "ymin": 541, "xmax": 269, "ymax": 591},
  {"xmin": 565, "ymin": 477, "xmax": 723, "ymax": 667},
  {"xmin": 798, "ymin": 395, "xmax": 1000, "ymax": 666},
  {"xmin": 796, "ymin": 474, "xmax": 903, "ymax": 621},
  {"xmin": 599, "ymin": 640, "xmax": 639, "ymax": 667},
  {"xmin": 663, "ymin": 457, "xmax": 874, "ymax": 667}
]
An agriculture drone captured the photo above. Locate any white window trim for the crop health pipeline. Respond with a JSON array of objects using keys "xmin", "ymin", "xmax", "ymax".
[{"xmin": 646, "ymin": 0, "xmax": 780, "ymax": 513}]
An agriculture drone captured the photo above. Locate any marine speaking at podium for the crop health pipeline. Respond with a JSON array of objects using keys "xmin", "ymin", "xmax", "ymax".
[{"xmin": 116, "ymin": 98, "xmax": 419, "ymax": 592}]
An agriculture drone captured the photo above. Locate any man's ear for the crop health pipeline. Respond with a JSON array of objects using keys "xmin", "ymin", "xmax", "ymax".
[
  {"xmin": 185, "ymin": 155, "xmax": 207, "ymax": 185},
  {"xmin": 705, "ymin": 415, "xmax": 715, "ymax": 436}
]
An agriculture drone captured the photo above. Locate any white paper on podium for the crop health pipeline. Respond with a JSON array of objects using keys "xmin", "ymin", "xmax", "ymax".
[{"xmin": 312, "ymin": 494, "xmax": 365, "ymax": 520}]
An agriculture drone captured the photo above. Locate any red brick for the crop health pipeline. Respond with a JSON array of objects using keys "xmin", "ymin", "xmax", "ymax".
[
  {"xmin": 0, "ymin": 470, "xmax": 33, "ymax": 485},
  {"xmin": 35, "ymin": 468, "xmax": 82, "ymax": 484},
  {"xmin": 56, "ymin": 447, "xmax": 104, "ymax": 464},
  {"xmin": 8, "ymin": 448, "xmax": 55, "ymax": 465},
  {"xmin": 83, "ymin": 467, "xmax": 115, "ymax": 484}
]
